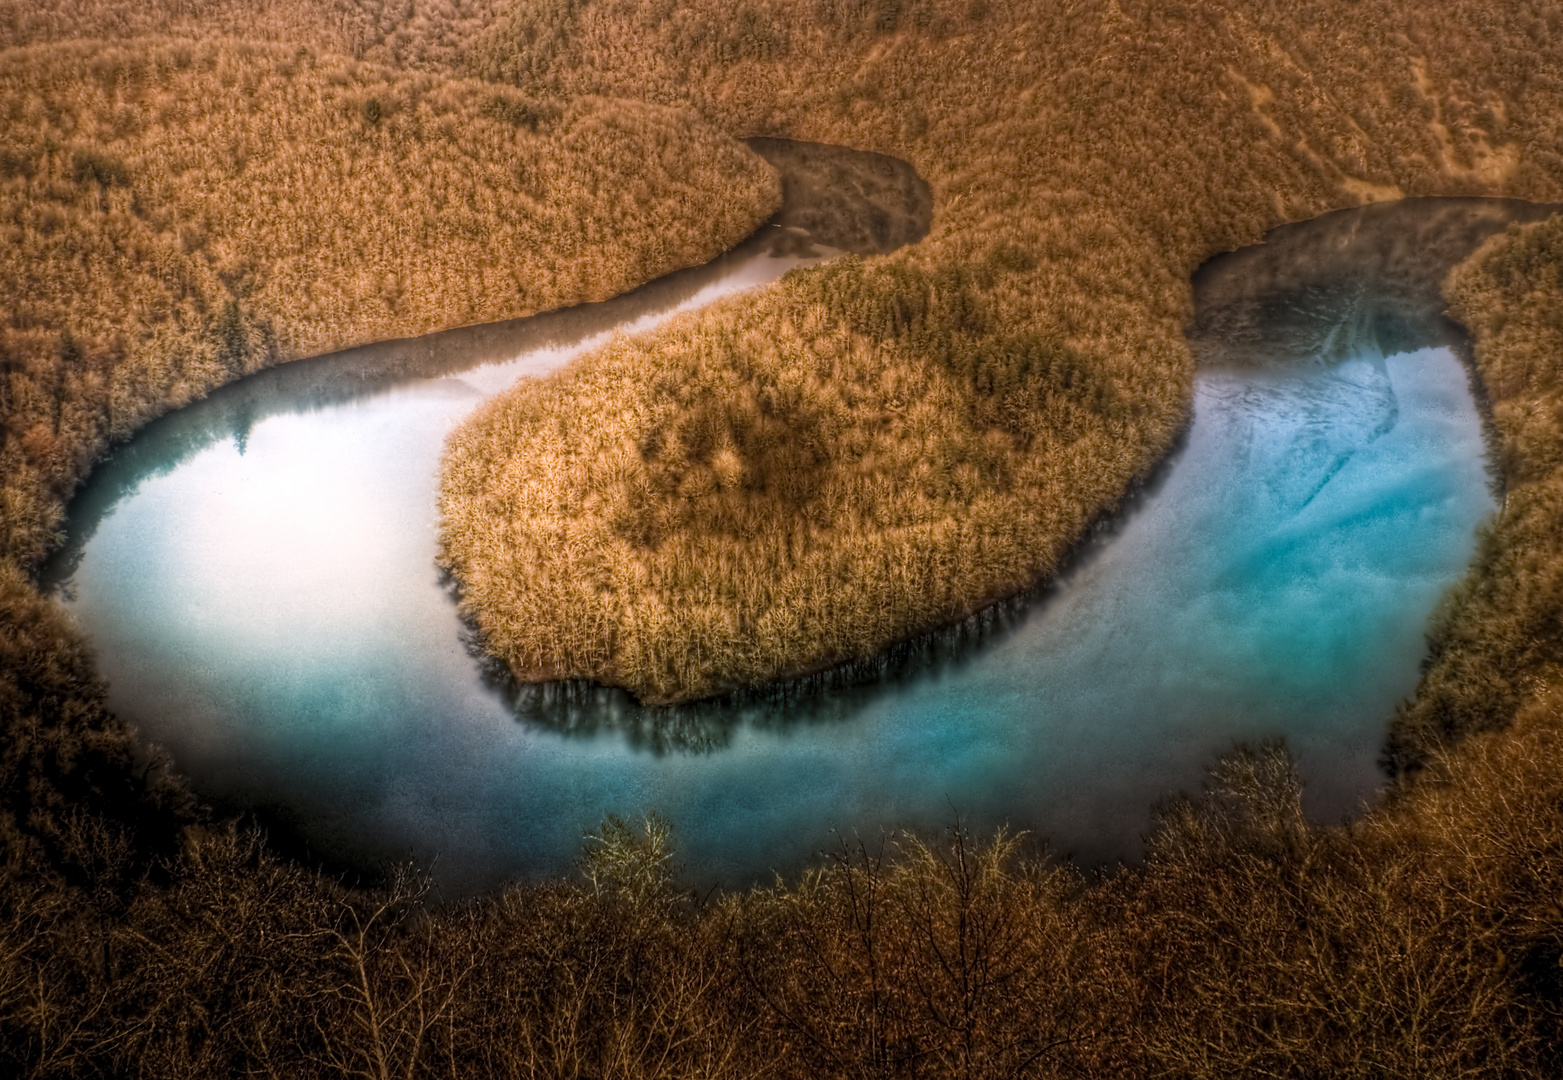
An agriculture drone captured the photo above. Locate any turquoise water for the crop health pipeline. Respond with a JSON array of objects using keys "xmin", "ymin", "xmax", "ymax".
[{"xmin": 50, "ymin": 201, "xmax": 1529, "ymax": 896}]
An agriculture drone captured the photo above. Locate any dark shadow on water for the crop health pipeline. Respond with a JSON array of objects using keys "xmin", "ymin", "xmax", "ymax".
[
  {"xmin": 1191, "ymin": 196, "xmax": 1561, "ymax": 506},
  {"xmin": 747, "ymin": 136, "xmax": 933, "ymax": 254},
  {"xmin": 470, "ymin": 417, "xmax": 1192, "ymax": 755},
  {"xmin": 1188, "ymin": 197, "xmax": 1561, "ymax": 368}
]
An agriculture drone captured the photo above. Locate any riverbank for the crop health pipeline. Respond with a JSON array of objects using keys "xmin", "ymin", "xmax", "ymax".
[{"xmin": 1388, "ymin": 211, "xmax": 1563, "ymax": 768}]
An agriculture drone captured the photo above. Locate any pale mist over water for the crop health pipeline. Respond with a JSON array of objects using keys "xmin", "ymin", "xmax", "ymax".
[{"xmin": 49, "ymin": 194, "xmax": 1541, "ymax": 897}]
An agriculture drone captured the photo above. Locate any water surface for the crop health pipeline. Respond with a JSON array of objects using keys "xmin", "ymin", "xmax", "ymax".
[{"xmin": 50, "ymin": 197, "xmax": 1552, "ymax": 896}]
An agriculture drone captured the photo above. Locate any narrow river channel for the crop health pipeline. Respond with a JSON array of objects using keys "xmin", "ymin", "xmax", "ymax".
[{"xmin": 46, "ymin": 169, "xmax": 1558, "ymax": 896}]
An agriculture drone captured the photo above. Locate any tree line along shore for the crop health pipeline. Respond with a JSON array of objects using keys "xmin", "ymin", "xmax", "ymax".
[{"xmin": 5, "ymin": 1, "xmax": 1563, "ymax": 1076}]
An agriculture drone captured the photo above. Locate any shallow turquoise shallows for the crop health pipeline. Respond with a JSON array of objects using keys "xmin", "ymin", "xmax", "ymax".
[{"xmin": 50, "ymin": 199, "xmax": 1543, "ymax": 896}]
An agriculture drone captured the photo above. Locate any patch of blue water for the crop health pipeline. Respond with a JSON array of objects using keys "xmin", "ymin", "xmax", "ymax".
[{"xmin": 60, "ymin": 341, "xmax": 1493, "ymax": 893}]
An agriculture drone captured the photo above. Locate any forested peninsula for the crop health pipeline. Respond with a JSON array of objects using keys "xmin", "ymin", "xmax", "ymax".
[
  {"xmin": 442, "ymin": 0, "xmax": 1563, "ymax": 703},
  {"xmin": 4, "ymin": 2, "xmax": 1563, "ymax": 1077}
]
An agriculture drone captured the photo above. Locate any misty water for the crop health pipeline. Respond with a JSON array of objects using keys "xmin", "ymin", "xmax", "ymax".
[{"xmin": 48, "ymin": 193, "xmax": 1557, "ymax": 896}]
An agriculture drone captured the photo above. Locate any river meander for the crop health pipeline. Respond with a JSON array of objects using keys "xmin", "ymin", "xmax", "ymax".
[{"xmin": 46, "ymin": 184, "xmax": 1559, "ymax": 896}]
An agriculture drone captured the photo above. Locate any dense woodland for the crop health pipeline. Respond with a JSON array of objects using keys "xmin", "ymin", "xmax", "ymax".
[
  {"xmin": 0, "ymin": 35, "xmax": 778, "ymax": 568},
  {"xmin": 0, "ymin": 0, "xmax": 511, "ymax": 71},
  {"xmin": 4, "ymin": 0, "xmax": 1563, "ymax": 1077}
]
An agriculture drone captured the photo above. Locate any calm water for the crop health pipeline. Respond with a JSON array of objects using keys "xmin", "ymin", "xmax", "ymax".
[{"xmin": 49, "ymin": 199, "xmax": 1549, "ymax": 896}]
